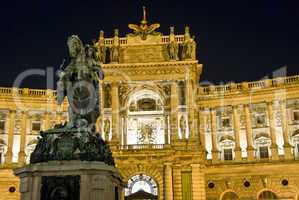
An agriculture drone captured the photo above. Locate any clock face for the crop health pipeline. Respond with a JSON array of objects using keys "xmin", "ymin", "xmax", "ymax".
[{"xmin": 125, "ymin": 174, "xmax": 158, "ymax": 196}]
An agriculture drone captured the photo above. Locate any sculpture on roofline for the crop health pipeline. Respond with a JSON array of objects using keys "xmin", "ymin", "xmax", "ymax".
[
  {"xmin": 97, "ymin": 30, "xmax": 107, "ymax": 63},
  {"xmin": 128, "ymin": 6, "xmax": 161, "ymax": 40},
  {"xmin": 181, "ymin": 26, "xmax": 195, "ymax": 60},
  {"xmin": 30, "ymin": 35, "xmax": 115, "ymax": 165},
  {"xmin": 168, "ymin": 27, "xmax": 179, "ymax": 60}
]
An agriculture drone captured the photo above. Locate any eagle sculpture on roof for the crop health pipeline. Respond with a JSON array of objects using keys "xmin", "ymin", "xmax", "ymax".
[{"xmin": 128, "ymin": 6, "xmax": 161, "ymax": 40}]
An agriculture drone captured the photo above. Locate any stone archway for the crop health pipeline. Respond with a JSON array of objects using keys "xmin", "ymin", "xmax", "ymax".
[
  {"xmin": 220, "ymin": 190, "xmax": 239, "ymax": 200},
  {"xmin": 258, "ymin": 190, "xmax": 278, "ymax": 200},
  {"xmin": 119, "ymin": 165, "xmax": 164, "ymax": 200},
  {"xmin": 125, "ymin": 174, "xmax": 159, "ymax": 200}
]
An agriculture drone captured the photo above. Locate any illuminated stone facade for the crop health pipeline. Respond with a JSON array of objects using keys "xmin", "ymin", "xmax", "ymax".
[{"xmin": 1, "ymin": 15, "xmax": 299, "ymax": 200}]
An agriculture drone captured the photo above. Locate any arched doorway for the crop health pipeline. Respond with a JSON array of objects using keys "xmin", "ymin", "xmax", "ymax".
[
  {"xmin": 125, "ymin": 174, "xmax": 158, "ymax": 200},
  {"xmin": 258, "ymin": 191, "xmax": 278, "ymax": 200},
  {"xmin": 221, "ymin": 191, "xmax": 239, "ymax": 200}
]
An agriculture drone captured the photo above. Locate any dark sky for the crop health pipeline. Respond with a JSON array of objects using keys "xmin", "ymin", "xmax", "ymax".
[{"xmin": 0, "ymin": 0, "xmax": 298, "ymax": 89}]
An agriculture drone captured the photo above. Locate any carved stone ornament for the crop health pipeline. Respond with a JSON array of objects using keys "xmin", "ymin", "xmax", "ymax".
[{"xmin": 128, "ymin": 6, "xmax": 161, "ymax": 40}]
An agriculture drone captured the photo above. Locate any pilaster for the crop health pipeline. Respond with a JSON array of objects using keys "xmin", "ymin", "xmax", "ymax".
[
  {"xmin": 171, "ymin": 81, "xmax": 179, "ymax": 142},
  {"xmin": 210, "ymin": 108, "xmax": 219, "ymax": 163},
  {"xmin": 172, "ymin": 164, "xmax": 182, "ymax": 200},
  {"xmin": 280, "ymin": 100, "xmax": 293, "ymax": 160},
  {"xmin": 244, "ymin": 104, "xmax": 255, "ymax": 161},
  {"xmin": 164, "ymin": 163, "xmax": 173, "ymax": 200},
  {"xmin": 5, "ymin": 109, "xmax": 16, "ymax": 167},
  {"xmin": 191, "ymin": 164, "xmax": 206, "ymax": 200},
  {"xmin": 267, "ymin": 101, "xmax": 279, "ymax": 160},
  {"xmin": 18, "ymin": 110, "xmax": 27, "ymax": 165},
  {"xmin": 199, "ymin": 109, "xmax": 207, "ymax": 157},
  {"xmin": 233, "ymin": 105, "xmax": 242, "ymax": 161}
]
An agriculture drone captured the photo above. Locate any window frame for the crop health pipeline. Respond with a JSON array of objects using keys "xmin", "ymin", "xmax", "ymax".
[
  {"xmin": 223, "ymin": 148, "xmax": 233, "ymax": 161},
  {"xmin": 259, "ymin": 146, "xmax": 269, "ymax": 159}
]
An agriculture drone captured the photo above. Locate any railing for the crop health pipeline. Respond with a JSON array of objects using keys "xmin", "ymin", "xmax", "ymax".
[
  {"xmin": 119, "ymin": 144, "xmax": 170, "ymax": 150},
  {"xmin": 0, "ymin": 88, "xmax": 12, "ymax": 95},
  {"xmin": 0, "ymin": 87, "xmax": 56, "ymax": 98},
  {"xmin": 198, "ymin": 75, "xmax": 299, "ymax": 96},
  {"xmin": 102, "ymin": 34, "xmax": 186, "ymax": 46}
]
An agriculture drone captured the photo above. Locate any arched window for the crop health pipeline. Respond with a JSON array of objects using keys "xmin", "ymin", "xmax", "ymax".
[
  {"xmin": 221, "ymin": 191, "xmax": 239, "ymax": 200},
  {"xmin": 126, "ymin": 89, "xmax": 166, "ymax": 145},
  {"xmin": 258, "ymin": 191, "xmax": 278, "ymax": 200},
  {"xmin": 125, "ymin": 174, "xmax": 158, "ymax": 198}
]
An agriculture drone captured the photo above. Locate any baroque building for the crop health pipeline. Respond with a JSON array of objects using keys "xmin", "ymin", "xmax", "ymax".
[{"xmin": 1, "ymin": 12, "xmax": 299, "ymax": 200}]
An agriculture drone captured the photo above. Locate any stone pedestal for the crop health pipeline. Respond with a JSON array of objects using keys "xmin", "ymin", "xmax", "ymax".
[{"xmin": 14, "ymin": 160, "xmax": 124, "ymax": 200}]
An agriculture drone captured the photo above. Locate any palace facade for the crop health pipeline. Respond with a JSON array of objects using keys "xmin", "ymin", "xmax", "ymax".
[{"xmin": 1, "ymin": 15, "xmax": 299, "ymax": 200}]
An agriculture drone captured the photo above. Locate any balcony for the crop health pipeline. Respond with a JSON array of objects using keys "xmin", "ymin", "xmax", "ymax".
[{"xmin": 119, "ymin": 144, "xmax": 171, "ymax": 150}]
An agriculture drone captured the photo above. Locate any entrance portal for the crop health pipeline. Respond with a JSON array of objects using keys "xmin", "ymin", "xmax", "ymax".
[{"xmin": 125, "ymin": 174, "xmax": 158, "ymax": 200}]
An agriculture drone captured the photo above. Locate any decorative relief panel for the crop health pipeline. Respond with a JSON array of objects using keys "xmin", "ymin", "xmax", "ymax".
[{"xmin": 120, "ymin": 45, "xmax": 168, "ymax": 63}]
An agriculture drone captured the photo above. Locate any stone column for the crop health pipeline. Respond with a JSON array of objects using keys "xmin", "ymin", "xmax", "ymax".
[
  {"xmin": 5, "ymin": 110, "xmax": 16, "ymax": 166},
  {"xmin": 267, "ymin": 101, "xmax": 279, "ymax": 160},
  {"xmin": 171, "ymin": 81, "xmax": 179, "ymax": 141},
  {"xmin": 18, "ymin": 111, "xmax": 27, "ymax": 165},
  {"xmin": 172, "ymin": 164, "xmax": 182, "ymax": 200},
  {"xmin": 164, "ymin": 163, "xmax": 173, "ymax": 200},
  {"xmin": 199, "ymin": 110, "xmax": 207, "ymax": 156},
  {"xmin": 232, "ymin": 105, "xmax": 242, "ymax": 161},
  {"xmin": 186, "ymin": 78, "xmax": 195, "ymax": 138},
  {"xmin": 122, "ymin": 116, "xmax": 127, "ymax": 146},
  {"xmin": 111, "ymin": 82, "xmax": 120, "ymax": 142},
  {"xmin": 164, "ymin": 113, "xmax": 169, "ymax": 144},
  {"xmin": 210, "ymin": 108, "xmax": 219, "ymax": 162},
  {"xmin": 280, "ymin": 100, "xmax": 293, "ymax": 159},
  {"xmin": 43, "ymin": 112, "xmax": 51, "ymax": 130},
  {"xmin": 244, "ymin": 104, "xmax": 255, "ymax": 161},
  {"xmin": 191, "ymin": 164, "xmax": 206, "ymax": 200}
]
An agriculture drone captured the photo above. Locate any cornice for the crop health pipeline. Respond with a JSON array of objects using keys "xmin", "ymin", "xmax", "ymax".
[{"xmin": 102, "ymin": 60, "xmax": 200, "ymax": 69}]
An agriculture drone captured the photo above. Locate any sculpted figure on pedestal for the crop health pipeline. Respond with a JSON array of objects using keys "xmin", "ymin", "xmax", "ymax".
[
  {"xmin": 168, "ymin": 27, "xmax": 179, "ymax": 60},
  {"xmin": 30, "ymin": 35, "xmax": 114, "ymax": 166},
  {"xmin": 181, "ymin": 26, "xmax": 195, "ymax": 60}
]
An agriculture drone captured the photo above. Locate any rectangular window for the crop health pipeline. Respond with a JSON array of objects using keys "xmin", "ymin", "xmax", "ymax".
[
  {"xmin": 259, "ymin": 146, "xmax": 269, "ymax": 159},
  {"xmin": 222, "ymin": 118, "xmax": 231, "ymax": 128},
  {"xmin": 0, "ymin": 152, "xmax": 2, "ymax": 164},
  {"xmin": 256, "ymin": 115, "xmax": 266, "ymax": 126},
  {"xmin": 32, "ymin": 122, "xmax": 41, "ymax": 132},
  {"xmin": 294, "ymin": 111, "xmax": 299, "ymax": 121},
  {"xmin": 297, "ymin": 144, "xmax": 299, "ymax": 153},
  {"xmin": 223, "ymin": 148, "xmax": 233, "ymax": 160}
]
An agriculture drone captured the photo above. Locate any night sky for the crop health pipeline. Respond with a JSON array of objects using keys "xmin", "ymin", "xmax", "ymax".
[{"xmin": 0, "ymin": 0, "xmax": 298, "ymax": 89}]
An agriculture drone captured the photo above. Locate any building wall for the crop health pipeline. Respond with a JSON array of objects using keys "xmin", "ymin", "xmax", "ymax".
[{"xmin": 0, "ymin": 28, "xmax": 298, "ymax": 200}]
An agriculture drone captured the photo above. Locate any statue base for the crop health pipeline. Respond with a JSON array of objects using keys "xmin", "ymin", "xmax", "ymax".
[{"xmin": 14, "ymin": 160, "xmax": 124, "ymax": 200}]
